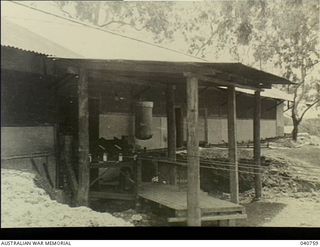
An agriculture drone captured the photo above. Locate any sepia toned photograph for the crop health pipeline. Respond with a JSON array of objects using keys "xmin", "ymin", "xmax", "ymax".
[{"xmin": 1, "ymin": 0, "xmax": 319, "ymax": 230}]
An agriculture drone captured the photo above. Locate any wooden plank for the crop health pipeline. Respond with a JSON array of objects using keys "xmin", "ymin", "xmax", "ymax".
[
  {"xmin": 176, "ymin": 207, "xmax": 244, "ymax": 217},
  {"xmin": 90, "ymin": 161, "xmax": 133, "ymax": 168},
  {"xmin": 90, "ymin": 191, "xmax": 135, "ymax": 201},
  {"xmin": 168, "ymin": 213, "xmax": 247, "ymax": 223},
  {"xmin": 56, "ymin": 59, "xmax": 216, "ymax": 77},
  {"xmin": 186, "ymin": 75, "xmax": 201, "ymax": 226},
  {"xmin": 254, "ymin": 90, "xmax": 262, "ymax": 199},
  {"xmin": 42, "ymin": 159, "xmax": 54, "ymax": 189},
  {"xmin": 89, "ymin": 70, "xmax": 165, "ymax": 88},
  {"xmin": 63, "ymin": 135, "xmax": 78, "ymax": 195},
  {"xmin": 166, "ymin": 84, "xmax": 177, "ymax": 185},
  {"xmin": 30, "ymin": 158, "xmax": 54, "ymax": 192},
  {"xmin": 138, "ymin": 183, "xmax": 245, "ymax": 219},
  {"xmin": 227, "ymin": 86, "xmax": 239, "ymax": 204},
  {"xmin": 53, "ymin": 124, "xmax": 60, "ymax": 189},
  {"xmin": 76, "ymin": 67, "xmax": 90, "ymax": 206},
  {"xmin": 1, "ymin": 152, "xmax": 53, "ymax": 161}
]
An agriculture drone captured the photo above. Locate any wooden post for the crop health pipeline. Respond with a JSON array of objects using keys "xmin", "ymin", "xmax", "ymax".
[
  {"xmin": 254, "ymin": 90, "xmax": 262, "ymax": 199},
  {"xmin": 63, "ymin": 135, "xmax": 78, "ymax": 195},
  {"xmin": 166, "ymin": 84, "xmax": 177, "ymax": 185},
  {"xmin": 227, "ymin": 86, "xmax": 239, "ymax": 204},
  {"xmin": 137, "ymin": 159, "xmax": 142, "ymax": 187},
  {"xmin": 203, "ymin": 108, "xmax": 209, "ymax": 145},
  {"xmin": 135, "ymin": 159, "xmax": 142, "ymax": 209},
  {"xmin": 186, "ymin": 75, "xmax": 201, "ymax": 226},
  {"xmin": 76, "ymin": 67, "xmax": 90, "ymax": 206},
  {"xmin": 175, "ymin": 107, "xmax": 184, "ymax": 148}
]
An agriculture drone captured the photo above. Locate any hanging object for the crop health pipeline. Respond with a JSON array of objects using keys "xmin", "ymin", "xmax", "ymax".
[{"xmin": 135, "ymin": 101, "xmax": 153, "ymax": 140}]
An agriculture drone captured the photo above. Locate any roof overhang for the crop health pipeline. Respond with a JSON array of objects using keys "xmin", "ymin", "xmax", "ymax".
[{"xmin": 51, "ymin": 58, "xmax": 292, "ymax": 91}]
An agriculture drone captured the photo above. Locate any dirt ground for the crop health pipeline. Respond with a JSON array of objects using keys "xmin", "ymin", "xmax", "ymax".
[
  {"xmin": 239, "ymin": 137, "xmax": 320, "ymax": 227},
  {"xmin": 239, "ymin": 196, "xmax": 320, "ymax": 227}
]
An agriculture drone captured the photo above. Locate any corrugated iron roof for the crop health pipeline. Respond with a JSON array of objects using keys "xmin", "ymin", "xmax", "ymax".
[
  {"xmin": 1, "ymin": 19, "xmax": 82, "ymax": 57},
  {"xmin": 1, "ymin": 1, "xmax": 204, "ymax": 62},
  {"xmin": 1, "ymin": 1, "xmax": 293, "ymax": 91}
]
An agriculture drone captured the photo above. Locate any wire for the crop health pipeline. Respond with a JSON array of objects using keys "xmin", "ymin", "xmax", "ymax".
[
  {"xmin": 95, "ymin": 154, "xmax": 320, "ymax": 184},
  {"xmin": 139, "ymin": 154, "xmax": 320, "ymax": 172},
  {"xmin": 137, "ymin": 156, "xmax": 320, "ymax": 178},
  {"xmin": 9, "ymin": 1, "xmax": 206, "ymax": 62},
  {"xmin": 125, "ymin": 152, "xmax": 320, "ymax": 172}
]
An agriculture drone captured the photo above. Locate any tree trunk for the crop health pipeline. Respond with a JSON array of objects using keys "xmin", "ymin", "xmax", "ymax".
[{"xmin": 292, "ymin": 121, "xmax": 299, "ymax": 142}]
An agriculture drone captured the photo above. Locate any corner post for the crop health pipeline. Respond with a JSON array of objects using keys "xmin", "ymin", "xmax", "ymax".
[
  {"xmin": 76, "ymin": 67, "xmax": 90, "ymax": 206},
  {"xmin": 186, "ymin": 74, "xmax": 201, "ymax": 226},
  {"xmin": 254, "ymin": 90, "xmax": 262, "ymax": 199},
  {"xmin": 228, "ymin": 86, "xmax": 239, "ymax": 204}
]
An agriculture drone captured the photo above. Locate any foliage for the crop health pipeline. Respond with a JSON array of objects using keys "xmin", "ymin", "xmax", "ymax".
[
  {"xmin": 37, "ymin": 1, "xmax": 320, "ymax": 140},
  {"xmin": 300, "ymin": 118, "xmax": 320, "ymax": 137},
  {"xmin": 53, "ymin": 1, "xmax": 174, "ymax": 43}
]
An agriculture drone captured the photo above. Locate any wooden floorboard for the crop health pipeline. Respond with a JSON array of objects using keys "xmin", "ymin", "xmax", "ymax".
[{"xmin": 138, "ymin": 183, "xmax": 244, "ymax": 213}]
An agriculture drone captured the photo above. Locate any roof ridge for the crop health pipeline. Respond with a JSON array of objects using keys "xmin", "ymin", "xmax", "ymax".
[{"xmin": 10, "ymin": 1, "xmax": 207, "ymax": 62}]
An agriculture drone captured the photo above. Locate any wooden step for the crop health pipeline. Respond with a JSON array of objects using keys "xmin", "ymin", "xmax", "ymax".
[
  {"xmin": 167, "ymin": 213, "xmax": 247, "ymax": 223},
  {"xmin": 90, "ymin": 191, "xmax": 135, "ymax": 200}
]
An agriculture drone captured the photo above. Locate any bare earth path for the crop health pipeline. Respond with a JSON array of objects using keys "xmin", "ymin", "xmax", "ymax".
[
  {"xmin": 262, "ymin": 197, "xmax": 320, "ymax": 227},
  {"xmin": 241, "ymin": 144, "xmax": 320, "ymax": 227}
]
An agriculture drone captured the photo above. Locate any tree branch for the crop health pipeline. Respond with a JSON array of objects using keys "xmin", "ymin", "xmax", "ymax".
[
  {"xmin": 298, "ymin": 99, "xmax": 320, "ymax": 123},
  {"xmin": 99, "ymin": 20, "xmax": 145, "ymax": 31},
  {"xmin": 194, "ymin": 21, "xmax": 218, "ymax": 56},
  {"xmin": 59, "ymin": 8, "xmax": 75, "ymax": 19}
]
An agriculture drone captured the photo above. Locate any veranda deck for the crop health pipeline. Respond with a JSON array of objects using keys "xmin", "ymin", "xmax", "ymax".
[{"xmin": 138, "ymin": 182, "xmax": 247, "ymax": 225}]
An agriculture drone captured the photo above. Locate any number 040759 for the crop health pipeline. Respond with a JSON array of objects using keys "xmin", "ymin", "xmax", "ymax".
[{"xmin": 300, "ymin": 241, "xmax": 319, "ymax": 246}]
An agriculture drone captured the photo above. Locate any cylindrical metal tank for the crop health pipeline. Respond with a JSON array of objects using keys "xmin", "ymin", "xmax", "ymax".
[{"xmin": 135, "ymin": 101, "xmax": 153, "ymax": 140}]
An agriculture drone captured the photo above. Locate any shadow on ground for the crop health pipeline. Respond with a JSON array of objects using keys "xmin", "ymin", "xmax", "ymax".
[{"xmin": 238, "ymin": 201, "xmax": 287, "ymax": 226}]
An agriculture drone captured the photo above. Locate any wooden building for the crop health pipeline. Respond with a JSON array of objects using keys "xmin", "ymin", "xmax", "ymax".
[{"xmin": 1, "ymin": 2, "xmax": 293, "ymax": 226}]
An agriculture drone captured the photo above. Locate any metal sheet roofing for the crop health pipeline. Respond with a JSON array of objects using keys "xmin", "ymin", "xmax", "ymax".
[
  {"xmin": 1, "ymin": 1, "xmax": 204, "ymax": 62},
  {"xmin": 1, "ymin": 19, "xmax": 82, "ymax": 57},
  {"xmin": 1, "ymin": 1, "xmax": 293, "ymax": 90}
]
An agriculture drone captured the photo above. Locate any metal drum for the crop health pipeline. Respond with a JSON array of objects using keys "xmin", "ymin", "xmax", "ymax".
[{"xmin": 135, "ymin": 101, "xmax": 153, "ymax": 140}]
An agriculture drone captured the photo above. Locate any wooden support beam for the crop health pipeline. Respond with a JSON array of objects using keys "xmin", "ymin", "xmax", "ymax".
[
  {"xmin": 166, "ymin": 84, "xmax": 177, "ymax": 185},
  {"xmin": 175, "ymin": 107, "xmax": 184, "ymax": 148},
  {"xmin": 227, "ymin": 86, "xmax": 239, "ymax": 204},
  {"xmin": 186, "ymin": 75, "xmax": 201, "ymax": 226},
  {"xmin": 56, "ymin": 59, "xmax": 217, "ymax": 77},
  {"xmin": 199, "ymin": 75, "xmax": 257, "ymax": 90},
  {"xmin": 63, "ymin": 135, "xmax": 78, "ymax": 195},
  {"xmin": 90, "ymin": 191, "xmax": 135, "ymax": 201},
  {"xmin": 89, "ymin": 70, "xmax": 165, "ymax": 88},
  {"xmin": 168, "ymin": 213, "xmax": 247, "ymax": 223},
  {"xmin": 254, "ymin": 90, "xmax": 262, "ymax": 199},
  {"xmin": 76, "ymin": 67, "xmax": 90, "ymax": 206}
]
